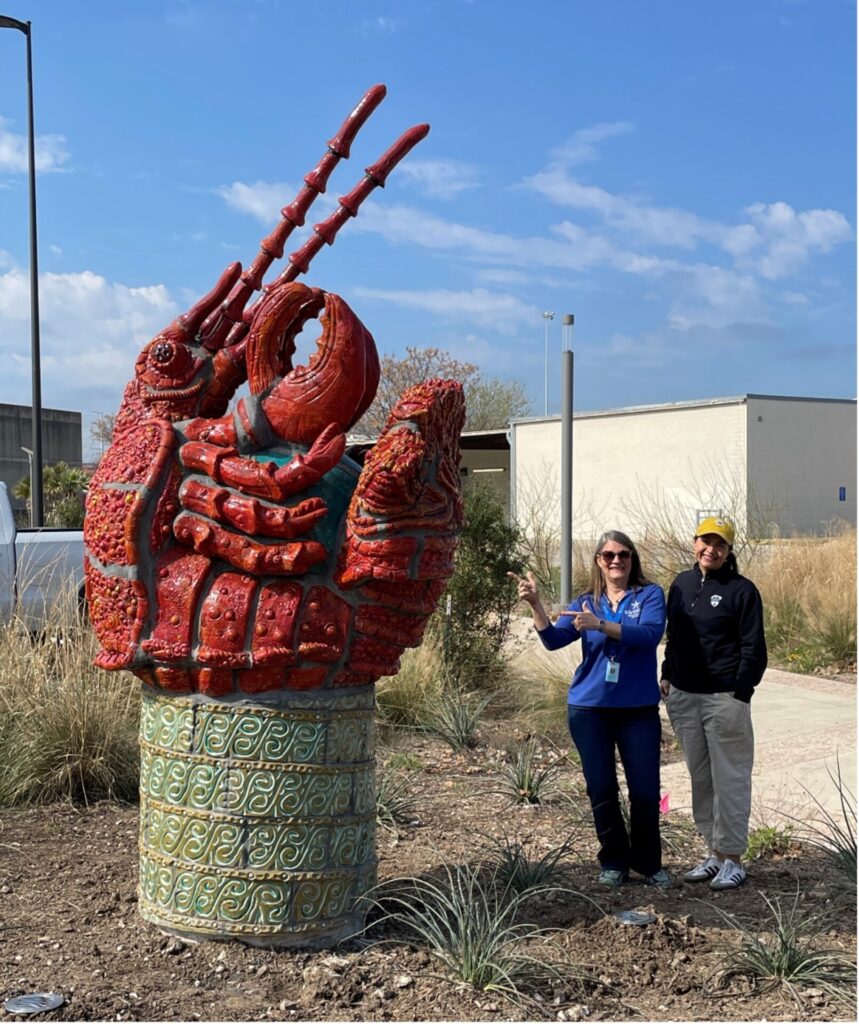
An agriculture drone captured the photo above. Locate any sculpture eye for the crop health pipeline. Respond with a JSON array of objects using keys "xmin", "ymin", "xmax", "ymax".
[
  {"xmin": 152, "ymin": 342, "xmax": 175, "ymax": 364},
  {"xmin": 145, "ymin": 337, "xmax": 194, "ymax": 379}
]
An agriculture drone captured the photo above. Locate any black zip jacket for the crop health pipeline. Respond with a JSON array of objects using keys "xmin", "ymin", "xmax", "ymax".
[{"xmin": 661, "ymin": 564, "xmax": 767, "ymax": 702}]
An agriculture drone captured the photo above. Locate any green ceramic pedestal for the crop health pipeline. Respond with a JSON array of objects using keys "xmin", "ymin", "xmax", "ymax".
[{"xmin": 137, "ymin": 687, "xmax": 376, "ymax": 947}]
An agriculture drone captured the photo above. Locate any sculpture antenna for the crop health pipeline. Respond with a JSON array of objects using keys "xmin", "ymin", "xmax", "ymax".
[{"xmin": 198, "ymin": 84, "xmax": 387, "ymax": 351}]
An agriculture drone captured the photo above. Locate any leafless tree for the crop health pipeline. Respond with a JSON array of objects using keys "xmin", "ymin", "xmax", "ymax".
[{"xmin": 354, "ymin": 346, "xmax": 530, "ymax": 436}]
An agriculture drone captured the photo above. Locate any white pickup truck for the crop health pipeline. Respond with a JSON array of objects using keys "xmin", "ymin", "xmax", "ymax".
[{"xmin": 0, "ymin": 481, "xmax": 86, "ymax": 629}]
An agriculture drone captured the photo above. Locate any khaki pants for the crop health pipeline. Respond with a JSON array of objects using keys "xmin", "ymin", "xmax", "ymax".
[{"xmin": 666, "ymin": 687, "xmax": 754, "ymax": 855}]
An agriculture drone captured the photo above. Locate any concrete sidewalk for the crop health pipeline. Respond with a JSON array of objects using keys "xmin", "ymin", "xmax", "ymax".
[{"xmin": 660, "ymin": 667, "xmax": 856, "ymax": 828}]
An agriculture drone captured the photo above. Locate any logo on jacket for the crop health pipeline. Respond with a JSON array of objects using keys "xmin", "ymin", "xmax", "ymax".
[
  {"xmin": 710, "ymin": 594, "xmax": 723, "ymax": 607},
  {"xmin": 625, "ymin": 600, "xmax": 641, "ymax": 618}
]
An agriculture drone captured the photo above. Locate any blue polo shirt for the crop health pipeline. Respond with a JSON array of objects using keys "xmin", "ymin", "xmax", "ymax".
[{"xmin": 536, "ymin": 584, "xmax": 666, "ymax": 708}]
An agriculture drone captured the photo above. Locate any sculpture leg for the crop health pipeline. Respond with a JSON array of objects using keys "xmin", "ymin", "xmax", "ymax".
[{"xmin": 137, "ymin": 686, "xmax": 376, "ymax": 947}]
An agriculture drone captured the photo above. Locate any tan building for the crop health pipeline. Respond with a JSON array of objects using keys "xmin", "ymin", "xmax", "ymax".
[{"xmin": 509, "ymin": 394, "xmax": 856, "ymax": 542}]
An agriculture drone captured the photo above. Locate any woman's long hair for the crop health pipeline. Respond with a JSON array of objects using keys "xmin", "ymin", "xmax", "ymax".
[{"xmin": 584, "ymin": 530, "xmax": 651, "ymax": 604}]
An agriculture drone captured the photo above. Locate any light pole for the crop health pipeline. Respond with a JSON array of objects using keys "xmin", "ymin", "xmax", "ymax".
[
  {"xmin": 1, "ymin": 14, "xmax": 44, "ymax": 527},
  {"xmin": 542, "ymin": 311, "xmax": 554, "ymax": 415},
  {"xmin": 560, "ymin": 314, "xmax": 574, "ymax": 605},
  {"xmin": 20, "ymin": 446, "xmax": 33, "ymax": 527}
]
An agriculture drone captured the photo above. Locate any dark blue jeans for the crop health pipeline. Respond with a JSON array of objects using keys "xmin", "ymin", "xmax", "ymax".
[{"xmin": 567, "ymin": 704, "xmax": 662, "ymax": 876}]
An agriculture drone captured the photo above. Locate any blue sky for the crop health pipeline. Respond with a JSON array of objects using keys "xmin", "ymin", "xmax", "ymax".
[{"xmin": 0, "ymin": 0, "xmax": 855, "ymax": 458}]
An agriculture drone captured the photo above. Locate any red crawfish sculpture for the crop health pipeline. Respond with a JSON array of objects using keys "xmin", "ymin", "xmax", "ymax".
[{"xmin": 84, "ymin": 86, "xmax": 464, "ymax": 947}]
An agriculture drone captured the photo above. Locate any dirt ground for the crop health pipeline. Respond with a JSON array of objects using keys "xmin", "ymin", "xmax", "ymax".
[{"xmin": 1, "ymin": 724, "xmax": 855, "ymax": 1024}]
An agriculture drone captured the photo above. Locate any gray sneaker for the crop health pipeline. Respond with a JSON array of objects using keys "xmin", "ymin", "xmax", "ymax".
[
  {"xmin": 710, "ymin": 858, "xmax": 747, "ymax": 890},
  {"xmin": 683, "ymin": 855, "xmax": 722, "ymax": 883},
  {"xmin": 598, "ymin": 868, "xmax": 628, "ymax": 888},
  {"xmin": 644, "ymin": 868, "xmax": 672, "ymax": 888}
]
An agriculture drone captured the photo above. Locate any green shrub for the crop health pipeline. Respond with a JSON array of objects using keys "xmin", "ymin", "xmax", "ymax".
[
  {"xmin": 438, "ymin": 479, "xmax": 523, "ymax": 689},
  {"xmin": 745, "ymin": 824, "xmax": 794, "ymax": 861}
]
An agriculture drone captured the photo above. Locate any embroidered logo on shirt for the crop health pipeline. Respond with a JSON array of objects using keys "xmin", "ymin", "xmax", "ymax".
[
  {"xmin": 625, "ymin": 600, "xmax": 641, "ymax": 618},
  {"xmin": 710, "ymin": 594, "xmax": 723, "ymax": 607}
]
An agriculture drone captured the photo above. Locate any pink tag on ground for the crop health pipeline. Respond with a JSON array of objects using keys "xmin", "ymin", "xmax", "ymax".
[{"xmin": 659, "ymin": 793, "xmax": 670, "ymax": 814}]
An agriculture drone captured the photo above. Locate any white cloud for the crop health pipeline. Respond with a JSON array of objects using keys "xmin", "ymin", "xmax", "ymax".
[
  {"xmin": 0, "ymin": 263, "xmax": 178, "ymax": 412},
  {"xmin": 548, "ymin": 122, "xmax": 635, "ymax": 168},
  {"xmin": 396, "ymin": 158, "xmax": 482, "ymax": 199},
  {"xmin": 475, "ymin": 268, "xmax": 530, "ymax": 286},
  {"xmin": 216, "ymin": 180, "xmax": 293, "ymax": 224},
  {"xmin": 526, "ymin": 166, "xmax": 723, "ymax": 249},
  {"xmin": 741, "ymin": 201, "xmax": 853, "ymax": 279},
  {"xmin": 0, "ymin": 116, "xmax": 70, "ymax": 174},
  {"xmin": 356, "ymin": 14, "xmax": 402, "ymax": 35},
  {"xmin": 524, "ymin": 131, "xmax": 854, "ymax": 277},
  {"xmin": 352, "ymin": 286, "xmax": 539, "ymax": 334}
]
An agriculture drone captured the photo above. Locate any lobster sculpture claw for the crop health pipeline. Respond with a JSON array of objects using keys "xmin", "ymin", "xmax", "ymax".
[{"xmin": 83, "ymin": 86, "xmax": 465, "ymax": 948}]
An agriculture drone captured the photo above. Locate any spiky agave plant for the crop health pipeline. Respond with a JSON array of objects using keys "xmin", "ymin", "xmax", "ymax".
[
  {"xmin": 706, "ymin": 889, "xmax": 856, "ymax": 1008},
  {"xmin": 361, "ymin": 860, "xmax": 594, "ymax": 1006}
]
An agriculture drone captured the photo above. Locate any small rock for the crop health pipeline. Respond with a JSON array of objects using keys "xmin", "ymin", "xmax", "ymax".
[
  {"xmin": 394, "ymin": 974, "xmax": 413, "ymax": 989},
  {"xmin": 163, "ymin": 939, "xmax": 186, "ymax": 955},
  {"xmin": 256, "ymin": 965, "xmax": 268, "ymax": 977},
  {"xmin": 320, "ymin": 955, "xmax": 350, "ymax": 973}
]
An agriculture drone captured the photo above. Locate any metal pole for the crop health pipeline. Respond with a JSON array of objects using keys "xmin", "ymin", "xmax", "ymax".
[
  {"xmin": 24, "ymin": 22, "xmax": 44, "ymax": 527},
  {"xmin": 542, "ymin": 311, "xmax": 554, "ymax": 416},
  {"xmin": 20, "ymin": 447, "xmax": 33, "ymax": 527},
  {"xmin": 1, "ymin": 15, "xmax": 43, "ymax": 526},
  {"xmin": 560, "ymin": 314, "xmax": 574, "ymax": 605}
]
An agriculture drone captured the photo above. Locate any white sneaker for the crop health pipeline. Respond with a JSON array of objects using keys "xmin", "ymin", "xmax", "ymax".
[
  {"xmin": 683, "ymin": 855, "xmax": 721, "ymax": 883},
  {"xmin": 709, "ymin": 858, "xmax": 747, "ymax": 890}
]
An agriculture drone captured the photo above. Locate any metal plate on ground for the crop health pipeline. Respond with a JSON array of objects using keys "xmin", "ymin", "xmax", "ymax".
[
  {"xmin": 614, "ymin": 910, "xmax": 656, "ymax": 926},
  {"xmin": 3, "ymin": 993, "xmax": 65, "ymax": 1015}
]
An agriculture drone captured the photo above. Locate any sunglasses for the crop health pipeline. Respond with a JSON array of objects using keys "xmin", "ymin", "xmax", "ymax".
[{"xmin": 598, "ymin": 550, "xmax": 631, "ymax": 563}]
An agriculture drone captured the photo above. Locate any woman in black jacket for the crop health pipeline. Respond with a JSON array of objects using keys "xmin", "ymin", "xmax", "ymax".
[{"xmin": 660, "ymin": 517, "xmax": 767, "ymax": 891}]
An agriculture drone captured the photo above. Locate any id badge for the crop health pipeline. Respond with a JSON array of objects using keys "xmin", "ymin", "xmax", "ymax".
[{"xmin": 605, "ymin": 659, "xmax": 619, "ymax": 683}]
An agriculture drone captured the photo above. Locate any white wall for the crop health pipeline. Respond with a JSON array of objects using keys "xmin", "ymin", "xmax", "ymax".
[
  {"xmin": 513, "ymin": 401, "xmax": 748, "ymax": 545},
  {"xmin": 746, "ymin": 397, "xmax": 857, "ymax": 535}
]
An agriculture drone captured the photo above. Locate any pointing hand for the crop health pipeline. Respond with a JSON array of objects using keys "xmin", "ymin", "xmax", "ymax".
[
  {"xmin": 507, "ymin": 570, "xmax": 539, "ymax": 607},
  {"xmin": 573, "ymin": 599, "xmax": 602, "ymax": 633}
]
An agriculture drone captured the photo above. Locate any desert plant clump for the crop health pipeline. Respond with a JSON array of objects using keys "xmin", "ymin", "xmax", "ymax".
[
  {"xmin": 375, "ymin": 757, "xmax": 422, "ymax": 833},
  {"xmin": 491, "ymin": 737, "xmax": 567, "ymax": 805},
  {"xmin": 0, "ymin": 609, "xmax": 140, "ymax": 806},
  {"xmin": 479, "ymin": 832, "xmax": 578, "ymax": 894},
  {"xmin": 751, "ymin": 527, "xmax": 856, "ymax": 673},
  {"xmin": 363, "ymin": 862, "xmax": 593, "ymax": 1006},
  {"xmin": 375, "ymin": 632, "xmax": 445, "ymax": 730},
  {"xmin": 423, "ymin": 689, "xmax": 492, "ymax": 751},
  {"xmin": 502, "ymin": 638, "xmax": 580, "ymax": 746},
  {"xmin": 707, "ymin": 890, "xmax": 856, "ymax": 1009},
  {"xmin": 792, "ymin": 760, "xmax": 857, "ymax": 893}
]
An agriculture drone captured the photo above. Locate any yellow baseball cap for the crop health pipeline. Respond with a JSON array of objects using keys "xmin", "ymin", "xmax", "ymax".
[{"xmin": 695, "ymin": 516, "xmax": 735, "ymax": 545}]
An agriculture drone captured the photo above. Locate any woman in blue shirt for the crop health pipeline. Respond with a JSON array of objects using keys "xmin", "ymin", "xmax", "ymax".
[{"xmin": 510, "ymin": 530, "xmax": 668, "ymax": 888}]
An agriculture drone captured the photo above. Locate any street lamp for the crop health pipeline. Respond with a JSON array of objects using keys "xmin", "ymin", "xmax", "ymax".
[
  {"xmin": 1, "ymin": 14, "xmax": 44, "ymax": 527},
  {"xmin": 560, "ymin": 314, "xmax": 574, "ymax": 605},
  {"xmin": 20, "ymin": 446, "xmax": 33, "ymax": 527},
  {"xmin": 542, "ymin": 311, "xmax": 554, "ymax": 416}
]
